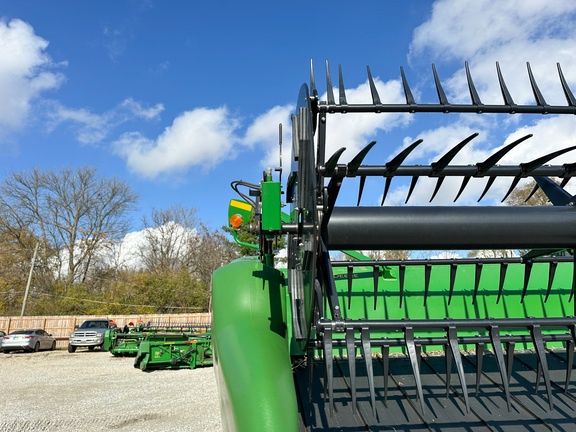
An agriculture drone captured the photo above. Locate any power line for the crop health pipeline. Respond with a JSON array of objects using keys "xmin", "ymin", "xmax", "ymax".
[{"xmin": 31, "ymin": 291, "xmax": 203, "ymax": 310}]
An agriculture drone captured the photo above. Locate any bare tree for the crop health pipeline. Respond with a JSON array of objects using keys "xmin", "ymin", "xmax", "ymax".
[
  {"xmin": 139, "ymin": 205, "xmax": 200, "ymax": 273},
  {"xmin": 0, "ymin": 166, "xmax": 139, "ymax": 286},
  {"xmin": 190, "ymin": 223, "xmax": 238, "ymax": 311}
]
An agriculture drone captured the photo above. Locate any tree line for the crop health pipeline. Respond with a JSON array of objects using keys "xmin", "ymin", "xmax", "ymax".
[{"xmin": 0, "ymin": 166, "xmax": 239, "ymax": 316}]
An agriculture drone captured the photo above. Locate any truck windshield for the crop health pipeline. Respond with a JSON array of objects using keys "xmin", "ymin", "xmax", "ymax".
[{"xmin": 79, "ymin": 321, "xmax": 108, "ymax": 329}]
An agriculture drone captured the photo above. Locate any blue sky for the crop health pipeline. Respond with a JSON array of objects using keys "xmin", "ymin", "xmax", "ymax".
[{"xmin": 2, "ymin": 1, "xmax": 576, "ymax": 236}]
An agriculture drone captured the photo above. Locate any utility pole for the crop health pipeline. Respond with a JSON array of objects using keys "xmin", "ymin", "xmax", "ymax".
[{"xmin": 20, "ymin": 242, "xmax": 39, "ymax": 317}]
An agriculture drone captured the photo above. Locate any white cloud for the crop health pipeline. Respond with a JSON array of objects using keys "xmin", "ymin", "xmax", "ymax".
[
  {"xmin": 113, "ymin": 106, "xmax": 241, "ymax": 178},
  {"xmin": 0, "ymin": 19, "xmax": 64, "ymax": 134},
  {"xmin": 57, "ymin": 221, "xmax": 197, "ymax": 275},
  {"xmin": 48, "ymin": 97, "xmax": 164, "ymax": 144},
  {"xmin": 411, "ymin": 1, "xmax": 576, "ymax": 61},
  {"xmin": 391, "ymin": 1, "xmax": 576, "ymax": 206},
  {"xmin": 120, "ymin": 98, "xmax": 164, "ymax": 120},
  {"xmin": 243, "ymin": 104, "xmax": 294, "ymax": 170},
  {"xmin": 410, "ymin": 1, "xmax": 576, "ymax": 106},
  {"xmin": 323, "ymin": 78, "xmax": 412, "ymax": 163}
]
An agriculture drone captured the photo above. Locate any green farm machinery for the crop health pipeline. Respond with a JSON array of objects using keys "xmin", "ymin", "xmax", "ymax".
[
  {"xmin": 134, "ymin": 331, "xmax": 212, "ymax": 371},
  {"xmin": 213, "ymin": 61, "xmax": 576, "ymax": 431},
  {"xmin": 104, "ymin": 322, "xmax": 212, "ymax": 372}
]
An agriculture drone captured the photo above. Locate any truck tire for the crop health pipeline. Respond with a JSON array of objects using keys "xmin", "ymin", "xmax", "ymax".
[{"xmin": 68, "ymin": 344, "xmax": 76, "ymax": 353}]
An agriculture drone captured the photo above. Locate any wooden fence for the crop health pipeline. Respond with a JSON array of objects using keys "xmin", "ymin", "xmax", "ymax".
[{"xmin": 0, "ymin": 313, "xmax": 212, "ymax": 349}]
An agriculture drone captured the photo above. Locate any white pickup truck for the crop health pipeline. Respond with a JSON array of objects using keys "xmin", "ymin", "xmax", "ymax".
[{"xmin": 68, "ymin": 319, "xmax": 117, "ymax": 353}]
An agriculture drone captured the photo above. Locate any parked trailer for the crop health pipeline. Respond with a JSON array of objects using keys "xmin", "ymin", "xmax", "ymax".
[{"xmin": 213, "ymin": 60, "xmax": 576, "ymax": 431}]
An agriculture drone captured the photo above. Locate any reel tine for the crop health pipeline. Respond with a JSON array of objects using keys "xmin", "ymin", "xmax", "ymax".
[
  {"xmin": 382, "ymin": 344, "xmax": 390, "ymax": 404},
  {"xmin": 525, "ymin": 146, "xmax": 576, "ymax": 173},
  {"xmin": 501, "ymin": 176, "xmax": 521, "ymax": 202},
  {"xmin": 448, "ymin": 263, "xmax": 457, "ymax": 305},
  {"xmin": 430, "ymin": 177, "xmax": 445, "ymax": 202},
  {"xmin": 445, "ymin": 340, "xmax": 453, "ymax": 398},
  {"xmin": 432, "ymin": 133, "xmax": 479, "ymax": 173},
  {"xmin": 385, "ymin": 139, "xmax": 422, "ymax": 205},
  {"xmin": 566, "ymin": 339, "xmax": 574, "ymax": 393},
  {"xmin": 477, "ymin": 134, "xmax": 532, "ymax": 173},
  {"xmin": 465, "ymin": 61, "xmax": 483, "ymax": 106},
  {"xmin": 497, "ymin": 262, "xmax": 508, "ymax": 304},
  {"xmin": 524, "ymin": 182, "xmax": 540, "ymax": 203},
  {"xmin": 432, "ymin": 63, "xmax": 449, "ymax": 106},
  {"xmin": 338, "ymin": 65, "xmax": 347, "ymax": 106},
  {"xmin": 429, "ymin": 133, "xmax": 477, "ymax": 203},
  {"xmin": 325, "ymin": 147, "xmax": 347, "ymax": 173},
  {"xmin": 454, "ymin": 176, "xmax": 471, "ymax": 202},
  {"xmin": 424, "ymin": 263, "xmax": 431, "ymax": 307},
  {"xmin": 381, "ymin": 177, "xmax": 392, "ymax": 205},
  {"xmin": 357, "ymin": 176, "xmax": 366, "ymax": 206},
  {"xmin": 526, "ymin": 62, "xmax": 548, "ymax": 108},
  {"xmin": 472, "ymin": 263, "xmax": 483, "ymax": 305},
  {"xmin": 346, "ymin": 328, "xmax": 357, "ymax": 414},
  {"xmin": 367, "ymin": 66, "xmax": 381, "ymax": 105},
  {"xmin": 324, "ymin": 328, "xmax": 334, "ymax": 416},
  {"xmin": 530, "ymin": 324, "xmax": 553, "ymax": 410},
  {"xmin": 387, "ymin": 139, "xmax": 423, "ymax": 171},
  {"xmin": 406, "ymin": 176, "xmax": 419, "ymax": 204},
  {"xmin": 308, "ymin": 345, "xmax": 315, "ymax": 403},
  {"xmin": 536, "ymin": 358, "xmax": 542, "ymax": 393},
  {"xmin": 489, "ymin": 325, "xmax": 511, "ymax": 411},
  {"xmin": 348, "ymin": 141, "xmax": 377, "ymax": 174},
  {"xmin": 521, "ymin": 261, "xmax": 533, "ymax": 304},
  {"xmin": 506, "ymin": 341, "xmax": 515, "ymax": 385},
  {"xmin": 545, "ymin": 261, "xmax": 558, "ymax": 303},
  {"xmin": 405, "ymin": 326, "xmax": 426, "ymax": 413},
  {"xmin": 361, "ymin": 327, "xmax": 377, "ymax": 418},
  {"xmin": 447, "ymin": 326, "xmax": 470, "ymax": 412},
  {"xmin": 572, "ymin": 257, "xmax": 576, "ymax": 310},
  {"xmin": 399, "ymin": 264, "xmax": 406, "ymax": 308},
  {"xmin": 310, "ymin": 59, "xmax": 317, "ymax": 97},
  {"xmin": 325, "ymin": 60, "xmax": 335, "ymax": 105},
  {"xmin": 561, "ymin": 165, "xmax": 576, "ymax": 187},
  {"xmin": 476, "ymin": 342, "xmax": 485, "ymax": 396},
  {"xmin": 567, "ymin": 324, "xmax": 576, "ymax": 392},
  {"xmin": 347, "ymin": 265, "xmax": 353, "ymax": 309},
  {"xmin": 400, "ymin": 66, "xmax": 416, "ymax": 105},
  {"xmin": 496, "ymin": 61, "xmax": 516, "ymax": 108},
  {"xmin": 478, "ymin": 177, "xmax": 496, "ymax": 202},
  {"xmin": 557, "ymin": 62, "xmax": 576, "ymax": 106},
  {"xmin": 373, "ymin": 265, "xmax": 379, "ymax": 310}
]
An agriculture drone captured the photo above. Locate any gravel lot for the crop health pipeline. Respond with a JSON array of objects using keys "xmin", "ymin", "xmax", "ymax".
[{"xmin": 0, "ymin": 348, "xmax": 222, "ymax": 431}]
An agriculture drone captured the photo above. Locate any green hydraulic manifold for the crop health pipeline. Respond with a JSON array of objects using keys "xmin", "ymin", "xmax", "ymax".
[{"xmin": 213, "ymin": 60, "xmax": 576, "ymax": 431}]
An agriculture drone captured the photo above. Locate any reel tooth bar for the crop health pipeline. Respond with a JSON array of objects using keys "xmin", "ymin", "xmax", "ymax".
[{"xmin": 301, "ymin": 60, "xmax": 576, "ymax": 417}]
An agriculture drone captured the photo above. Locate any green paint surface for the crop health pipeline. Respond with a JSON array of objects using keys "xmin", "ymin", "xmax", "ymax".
[{"xmin": 212, "ymin": 258, "xmax": 297, "ymax": 432}]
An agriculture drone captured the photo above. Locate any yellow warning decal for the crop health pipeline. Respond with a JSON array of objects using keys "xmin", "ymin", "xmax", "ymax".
[{"xmin": 230, "ymin": 199, "xmax": 252, "ymax": 212}]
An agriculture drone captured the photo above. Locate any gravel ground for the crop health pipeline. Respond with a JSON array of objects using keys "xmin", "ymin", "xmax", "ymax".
[{"xmin": 0, "ymin": 348, "xmax": 222, "ymax": 431}]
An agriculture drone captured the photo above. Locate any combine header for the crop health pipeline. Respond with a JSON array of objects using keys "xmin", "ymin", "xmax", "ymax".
[
  {"xmin": 213, "ymin": 61, "xmax": 576, "ymax": 431},
  {"xmin": 104, "ymin": 322, "xmax": 212, "ymax": 371}
]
